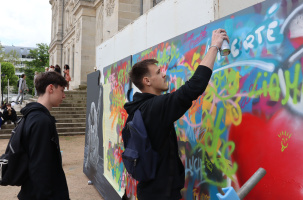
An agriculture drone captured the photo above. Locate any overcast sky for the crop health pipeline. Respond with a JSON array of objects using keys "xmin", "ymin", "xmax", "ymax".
[{"xmin": 0, "ymin": 0, "xmax": 52, "ymax": 48}]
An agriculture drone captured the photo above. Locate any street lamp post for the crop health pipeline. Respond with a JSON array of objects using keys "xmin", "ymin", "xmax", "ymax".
[
  {"xmin": 7, "ymin": 79, "xmax": 9, "ymax": 104},
  {"xmin": 1, "ymin": 73, "xmax": 5, "ymax": 105}
]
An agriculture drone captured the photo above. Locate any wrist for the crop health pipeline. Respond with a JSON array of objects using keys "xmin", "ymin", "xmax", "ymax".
[{"xmin": 209, "ymin": 45, "xmax": 220, "ymax": 52}]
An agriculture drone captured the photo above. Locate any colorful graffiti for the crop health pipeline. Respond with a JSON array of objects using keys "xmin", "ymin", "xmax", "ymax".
[
  {"xmin": 85, "ymin": 0, "xmax": 303, "ymax": 199},
  {"xmin": 129, "ymin": 0, "xmax": 303, "ymax": 199},
  {"xmin": 102, "ymin": 56, "xmax": 137, "ymax": 197}
]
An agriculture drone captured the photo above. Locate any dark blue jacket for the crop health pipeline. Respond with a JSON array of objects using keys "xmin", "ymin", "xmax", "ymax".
[
  {"xmin": 124, "ymin": 65, "xmax": 212, "ymax": 199},
  {"xmin": 18, "ymin": 102, "xmax": 69, "ymax": 200}
]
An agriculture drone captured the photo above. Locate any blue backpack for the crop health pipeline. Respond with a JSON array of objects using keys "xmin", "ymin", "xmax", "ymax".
[{"xmin": 122, "ymin": 109, "xmax": 158, "ymax": 182}]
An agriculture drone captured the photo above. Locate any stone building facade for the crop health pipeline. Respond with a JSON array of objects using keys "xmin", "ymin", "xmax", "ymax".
[{"xmin": 49, "ymin": 0, "xmax": 161, "ymax": 89}]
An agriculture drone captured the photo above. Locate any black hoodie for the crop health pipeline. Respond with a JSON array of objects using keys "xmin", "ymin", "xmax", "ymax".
[
  {"xmin": 18, "ymin": 102, "xmax": 69, "ymax": 200},
  {"xmin": 124, "ymin": 65, "xmax": 212, "ymax": 199}
]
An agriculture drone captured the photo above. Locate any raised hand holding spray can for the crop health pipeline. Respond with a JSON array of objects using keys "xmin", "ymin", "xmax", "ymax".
[
  {"xmin": 220, "ymin": 29, "xmax": 230, "ymax": 56},
  {"xmin": 209, "ymin": 29, "xmax": 230, "ymax": 56}
]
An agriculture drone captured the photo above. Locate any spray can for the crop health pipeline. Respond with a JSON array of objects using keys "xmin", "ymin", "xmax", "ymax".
[{"xmin": 220, "ymin": 39, "xmax": 230, "ymax": 56}]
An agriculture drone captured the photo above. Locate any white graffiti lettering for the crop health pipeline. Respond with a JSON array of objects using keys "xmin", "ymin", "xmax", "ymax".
[
  {"xmin": 267, "ymin": 21, "xmax": 278, "ymax": 42},
  {"xmin": 255, "ymin": 26, "xmax": 265, "ymax": 44},
  {"xmin": 185, "ymin": 155, "xmax": 206, "ymax": 186},
  {"xmin": 231, "ymin": 38, "xmax": 240, "ymax": 57}
]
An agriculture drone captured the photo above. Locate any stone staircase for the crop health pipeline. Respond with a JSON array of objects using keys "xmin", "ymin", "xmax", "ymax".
[{"xmin": 0, "ymin": 89, "xmax": 87, "ymax": 139}]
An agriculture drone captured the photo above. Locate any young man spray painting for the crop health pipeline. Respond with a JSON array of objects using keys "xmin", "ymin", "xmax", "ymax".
[{"xmin": 123, "ymin": 29, "xmax": 229, "ymax": 200}]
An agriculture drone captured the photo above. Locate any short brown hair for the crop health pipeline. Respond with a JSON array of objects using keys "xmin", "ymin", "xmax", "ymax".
[
  {"xmin": 35, "ymin": 71, "xmax": 67, "ymax": 96},
  {"xmin": 129, "ymin": 59, "xmax": 158, "ymax": 90}
]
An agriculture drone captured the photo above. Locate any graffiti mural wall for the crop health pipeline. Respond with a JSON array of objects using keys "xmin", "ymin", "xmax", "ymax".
[
  {"xmin": 131, "ymin": 0, "xmax": 303, "ymax": 199},
  {"xmin": 84, "ymin": 71, "xmax": 121, "ymax": 199},
  {"xmin": 86, "ymin": 0, "xmax": 303, "ymax": 199},
  {"xmin": 84, "ymin": 57, "xmax": 134, "ymax": 199},
  {"xmin": 102, "ymin": 56, "xmax": 135, "ymax": 198}
]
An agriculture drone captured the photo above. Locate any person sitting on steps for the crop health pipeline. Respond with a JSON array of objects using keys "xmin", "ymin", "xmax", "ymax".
[{"xmin": 2, "ymin": 103, "xmax": 18, "ymax": 127}]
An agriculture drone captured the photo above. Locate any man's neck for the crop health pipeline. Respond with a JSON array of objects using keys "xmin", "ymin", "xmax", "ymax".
[
  {"xmin": 141, "ymin": 88, "xmax": 161, "ymax": 96},
  {"xmin": 37, "ymin": 96, "xmax": 52, "ymax": 111}
]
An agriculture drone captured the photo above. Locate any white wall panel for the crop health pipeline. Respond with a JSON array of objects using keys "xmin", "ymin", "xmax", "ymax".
[
  {"xmin": 96, "ymin": 0, "xmax": 261, "ymax": 70},
  {"xmin": 217, "ymin": 0, "xmax": 265, "ymax": 19}
]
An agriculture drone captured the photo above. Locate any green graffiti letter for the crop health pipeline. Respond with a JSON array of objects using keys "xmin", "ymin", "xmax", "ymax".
[
  {"xmin": 282, "ymin": 64, "xmax": 300, "ymax": 105},
  {"xmin": 268, "ymin": 72, "xmax": 280, "ymax": 101}
]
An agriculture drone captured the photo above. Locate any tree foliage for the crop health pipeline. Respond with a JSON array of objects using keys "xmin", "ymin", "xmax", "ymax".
[
  {"xmin": 0, "ymin": 62, "xmax": 18, "ymax": 93},
  {"xmin": 24, "ymin": 43, "xmax": 49, "ymax": 68},
  {"xmin": 22, "ymin": 43, "xmax": 49, "ymax": 95},
  {"xmin": 0, "ymin": 43, "xmax": 50, "ymax": 95}
]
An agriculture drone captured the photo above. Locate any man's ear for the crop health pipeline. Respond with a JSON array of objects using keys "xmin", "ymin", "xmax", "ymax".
[
  {"xmin": 142, "ymin": 77, "xmax": 151, "ymax": 86},
  {"xmin": 46, "ymin": 84, "xmax": 54, "ymax": 94}
]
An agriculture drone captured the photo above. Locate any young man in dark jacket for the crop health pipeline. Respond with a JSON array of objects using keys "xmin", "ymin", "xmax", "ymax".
[
  {"xmin": 124, "ymin": 29, "xmax": 229, "ymax": 200},
  {"xmin": 18, "ymin": 71, "xmax": 70, "ymax": 200}
]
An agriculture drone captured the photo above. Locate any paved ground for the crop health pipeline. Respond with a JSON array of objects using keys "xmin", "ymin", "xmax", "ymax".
[{"xmin": 0, "ymin": 135, "xmax": 104, "ymax": 200}]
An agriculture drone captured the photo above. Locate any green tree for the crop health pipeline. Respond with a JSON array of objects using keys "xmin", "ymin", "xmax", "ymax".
[
  {"xmin": 1, "ymin": 62, "xmax": 18, "ymax": 94},
  {"xmin": 24, "ymin": 43, "xmax": 49, "ymax": 68},
  {"xmin": 22, "ymin": 43, "xmax": 49, "ymax": 95}
]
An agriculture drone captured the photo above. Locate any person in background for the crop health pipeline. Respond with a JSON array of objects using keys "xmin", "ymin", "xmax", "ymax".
[
  {"xmin": 63, "ymin": 64, "xmax": 71, "ymax": 91},
  {"xmin": 34, "ymin": 71, "xmax": 39, "ymax": 96},
  {"xmin": 16, "ymin": 74, "xmax": 28, "ymax": 105},
  {"xmin": 2, "ymin": 103, "xmax": 18, "ymax": 126},
  {"xmin": 1, "ymin": 103, "xmax": 7, "ymax": 110},
  {"xmin": 0, "ymin": 110, "xmax": 3, "ymax": 130},
  {"xmin": 0, "ymin": 102, "xmax": 7, "ymax": 129},
  {"xmin": 49, "ymin": 65, "xmax": 55, "ymax": 71},
  {"xmin": 55, "ymin": 64, "xmax": 61, "ymax": 74},
  {"xmin": 45, "ymin": 67, "xmax": 49, "ymax": 72}
]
